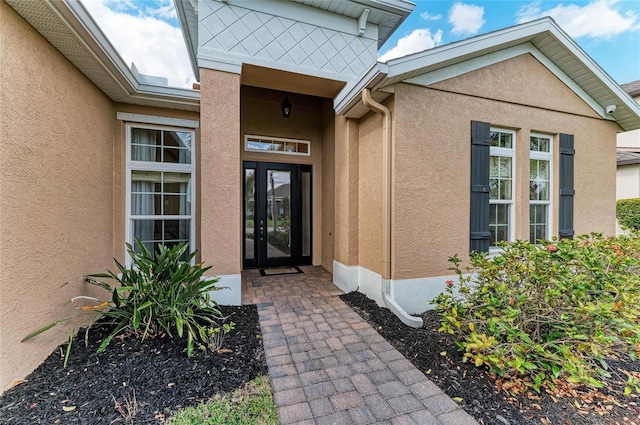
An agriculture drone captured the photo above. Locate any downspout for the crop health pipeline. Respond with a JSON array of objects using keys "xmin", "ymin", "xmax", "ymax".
[{"xmin": 361, "ymin": 89, "xmax": 423, "ymax": 328}]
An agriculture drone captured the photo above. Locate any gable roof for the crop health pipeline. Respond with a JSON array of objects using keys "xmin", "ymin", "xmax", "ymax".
[
  {"xmin": 618, "ymin": 149, "xmax": 640, "ymax": 166},
  {"xmin": 621, "ymin": 80, "xmax": 640, "ymax": 98},
  {"xmin": 6, "ymin": 0, "xmax": 200, "ymax": 111},
  {"xmin": 336, "ymin": 17, "xmax": 640, "ymax": 132},
  {"xmin": 174, "ymin": 0, "xmax": 416, "ymax": 82}
]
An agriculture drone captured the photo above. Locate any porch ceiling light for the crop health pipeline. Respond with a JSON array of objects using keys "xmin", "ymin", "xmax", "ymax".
[{"xmin": 281, "ymin": 95, "xmax": 292, "ymax": 118}]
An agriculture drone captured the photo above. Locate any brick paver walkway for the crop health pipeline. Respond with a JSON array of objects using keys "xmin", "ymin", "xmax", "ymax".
[{"xmin": 242, "ymin": 266, "xmax": 479, "ymax": 425}]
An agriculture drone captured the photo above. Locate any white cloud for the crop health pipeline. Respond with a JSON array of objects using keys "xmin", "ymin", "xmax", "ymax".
[
  {"xmin": 516, "ymin": 0, "xmax": 640, "ymax": 39},
  {"xmin": 420, "ymin": 12, "xmax": 442, "ymax": 21},
  {"xmin": 448, "ymin": 2, "xmax": 486, "ymax": 36},
  {"xmin": 81, "ymin": 0, "xmax": 195, "ymax": 88},
  {"xmin": 378, "ymin": 29, "xmax": 444, "ymax": 62}
]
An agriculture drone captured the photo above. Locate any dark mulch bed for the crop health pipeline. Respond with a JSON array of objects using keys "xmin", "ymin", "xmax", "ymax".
[
  {"xmin": 341, "ymin": 291, "xmax": 640, "ymax": 425},
  {"xmin": 0, "ymin": 305, "xmax": 266, "ymax": 424}
]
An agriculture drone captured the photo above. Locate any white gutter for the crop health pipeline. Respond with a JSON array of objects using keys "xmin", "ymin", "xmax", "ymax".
[{"xmin": 361, "ymin": 89, "xmax": 423, "ymax": 328}]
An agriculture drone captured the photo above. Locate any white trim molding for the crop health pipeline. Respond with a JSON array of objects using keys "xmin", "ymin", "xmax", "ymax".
[
  {"xmin": 208, "ymin": 274, "xmax": 242, "ymax": 306},
  {"xmin": 117, "ymin": 112, "xmax": 200, "ymax": 128},
  {"xmin": 333, "ymin": 260, "xmax": 460, "ymax": 315}
]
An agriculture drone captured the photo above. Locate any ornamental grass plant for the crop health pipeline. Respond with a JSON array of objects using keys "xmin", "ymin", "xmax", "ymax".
[
  {"xmin": 23, "ymin": 241, "xmax": 222, "ymax": 359},
  {"xmin": 433, "ymin": 233, "xmax": 640, "ymax": 394}
]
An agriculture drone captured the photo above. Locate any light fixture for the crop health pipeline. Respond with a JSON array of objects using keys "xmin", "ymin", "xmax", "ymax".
[{"xmin": 281, "ymin": 94, "xmax": 292, "ymax": 118}]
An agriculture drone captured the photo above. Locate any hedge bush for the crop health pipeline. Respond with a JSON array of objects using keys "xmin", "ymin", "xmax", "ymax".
[
  {"xmin": 617, "ymin": 198, "xmax": 640, "ymax": 230},
  {"xmin": 433, "ymin": 233, "xmax": 640, "ymax": 394}
]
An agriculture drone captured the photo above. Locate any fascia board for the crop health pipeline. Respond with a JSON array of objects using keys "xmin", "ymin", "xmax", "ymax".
[
  {"xmin": 58, "ymin": 0, "xmax": 138, "ymax": 94},
  {"xmin": 380, "ymin": 16, "xmax": 640, "ymax": 128},
  {"xmin": 173, "ymin": 0, "xmax": 199, "ymax": 81},
  {"xmin": 356, "ymin": 0, "xmax": 415, "ymax": 15},
  {"xmin": 59, "ymin": 0, "xmax": 200, "ymax": 105},
  {"xmin": 383, "ymin": 18, "xmax": 554, "ymax": 80},
  {"xmin": 542, "ymin": 23, "xmax": 640, "ymax": 125},
  {"xmin": 334, "ymin": 62, "xmax": 388, "ymax": 115},
  {"xmin": 235, "ymin": 0, "xmax": 377, "ymax": 39},
  {"xmin": 403, "ymin": 43, "xmax": 610, "ymax": 120},
  {"xmin": 356, "ymin": 0, "xmax": 415, "ymax": 45}
]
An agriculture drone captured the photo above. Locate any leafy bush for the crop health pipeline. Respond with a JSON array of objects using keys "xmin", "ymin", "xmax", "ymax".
[
  {"xmin": 617, "ymin": 198, "xmax": 640, "ymax": 230},
  {"xmin": 23, "ymin": 241, "xmax": 222, "ymax": 358},
  {"xmin": 433, "ymin": 233, "xmax": 640, "ymax": 393},
  {"xmin": 267, "ymin": 230, "xmax": 290, "ymax": 253}
]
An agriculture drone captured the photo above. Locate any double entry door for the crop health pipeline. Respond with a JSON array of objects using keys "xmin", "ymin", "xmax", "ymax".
[{"xmin": 243, "ymin": 161, "xmax": 311, "ymax": 269}]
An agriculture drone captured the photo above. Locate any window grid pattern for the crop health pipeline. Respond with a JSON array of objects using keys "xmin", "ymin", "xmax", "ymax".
[
  {"xmin": 530, "ymin": 134, "xmax": 552, "ymax": 243},
  {"xmin": 127, "ymin": 124, "xmax": 195, "ymax": 262},
  {"xmin": 489, "ymin": 129, "xmax": 515, "ymax": 248},
  {"xmin": 245, "ymin": 135, "xmax": 310, "ymax": 156}
]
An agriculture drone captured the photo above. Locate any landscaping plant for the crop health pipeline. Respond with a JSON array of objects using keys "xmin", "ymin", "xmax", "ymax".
[
  {"xmin": 23, "ymin": 241, "xmax": 222, "ymax": 358},
  {"xmin": 617, "ymin": 198, "xmax": 640, "ymax": 230},
  {"xmin": 433, "ymin": 233, "xmax": 640, "ymax": 394}
]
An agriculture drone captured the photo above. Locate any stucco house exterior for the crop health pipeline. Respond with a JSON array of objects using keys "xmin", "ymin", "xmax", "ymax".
[
  {"xmin": 616, "ymin": 80, "xmax": 640, "ymax": 232},
  {"xmin": 2, "ymin": 0, "xmax": 640, "ymax": 391}
]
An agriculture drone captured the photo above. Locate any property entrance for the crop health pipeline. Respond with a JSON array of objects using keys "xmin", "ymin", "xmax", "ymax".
[{"xmin": 243, "ymin": 162, "xmax": 312, "ymax": 269}]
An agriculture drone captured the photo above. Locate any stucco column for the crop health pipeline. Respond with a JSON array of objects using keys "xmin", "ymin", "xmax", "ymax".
[
  {"xmin": 199, "ymin": 69, "xmax": 241, "ymax": 276},
  {"xmin": 334, "ymin": 115, "xmax": 359, "ymax": 266}
]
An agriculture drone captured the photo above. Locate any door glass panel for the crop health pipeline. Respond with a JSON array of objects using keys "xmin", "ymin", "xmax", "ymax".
[
  {"xmin": 244, "ymin": 169, "xmax": 255, "ymax": 261},
  {"xmin": 266, "ymin": 170, "xmax": 291, "ymax": 258},
  {"xmin": 302, "ymin": 171, "xmax": 311, "ymax": 257}
]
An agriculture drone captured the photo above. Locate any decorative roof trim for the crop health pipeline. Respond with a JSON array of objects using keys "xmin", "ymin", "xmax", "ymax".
[
  {"xmin": 335, "ymin": 62, "xmax": 388, "ymax": 114},
  {"xmin": 336, "ymin": 17, "xmax": 640, "ymax": 130},
  {"xmin": 403, "ymin": 43, "xmax": 609, "ymax": 120},
  {"xmin": 43, "ymin": 0, "xmax": 200, "ymax": 108},
  {"xmin": 117, "ymin": 112, "xmax": 200, "ymax": 128},
  {"xmin": 174, "ymin": 0, "xmax": 199, "ymax": 81}
]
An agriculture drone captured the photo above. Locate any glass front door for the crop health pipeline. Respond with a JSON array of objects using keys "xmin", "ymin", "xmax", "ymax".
[{"xmin": 243, "ymin": 162, "xmax": 311, "ymax": 268}]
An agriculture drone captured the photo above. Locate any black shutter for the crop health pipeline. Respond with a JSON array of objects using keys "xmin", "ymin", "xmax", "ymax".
[
  {"xmin": 559, "ymin": 133, "xmax": 575, "ymax": 239},
  {"xmin": 470, "ymin": 121, "xmax": 491, "ymax": 253}
]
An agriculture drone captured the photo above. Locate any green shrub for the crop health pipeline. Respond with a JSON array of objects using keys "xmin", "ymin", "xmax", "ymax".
[
  {"xmin": 617, "ymin": 198, "xmax": 640, "ymax": 230},
  {"xmin": 267, "ymin": 230, "xmax": 290, "ymax": 253},
  {"xmin": 433, "ymin": 233, "xmax": 640, "ymax": 393},
  {"xmin": 23, "ymin": 241, "xmax": 222, "ymax": 358}
]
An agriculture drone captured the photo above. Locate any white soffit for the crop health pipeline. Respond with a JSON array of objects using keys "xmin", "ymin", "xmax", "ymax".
[
  {"xmin": 340, "ymin": 17, "xmax": 640, "ymax": 130},
  {"xmin": 6, "ymin": 0, "xmax": 200, "ymax": 111},
  {"xmin": 290, "ymin": 0, "xmax": 415, "ymax": 46}
]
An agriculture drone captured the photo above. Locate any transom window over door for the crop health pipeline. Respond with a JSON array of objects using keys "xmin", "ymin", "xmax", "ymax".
[
  {"xmin": 489, "ymin": 128, "xmax": 516, "ymax": 249},
  {"xmin": 126, "ymin": 124, "xmax": 195, "ymax": 262}
]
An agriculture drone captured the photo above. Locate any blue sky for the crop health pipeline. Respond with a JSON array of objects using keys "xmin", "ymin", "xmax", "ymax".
[
  {"xmin": 83, "ymin": 0, "xmax": 640, "ymax": 88},
  {"xmin": 379, "ymin": 0, "xmax": 640, "ymax": 85}
]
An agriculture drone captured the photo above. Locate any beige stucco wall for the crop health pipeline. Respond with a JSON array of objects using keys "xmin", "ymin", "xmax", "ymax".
[
  {"xmin": 392, "ymin": 53, "xmax": 618, "ymax": 279},
  {"xmin": 199, "ymin": 69, "xmax": 241, "ymax": 275},
  {"xmin": 1, "ymin": 2, "xmax": 115, "ymax": 391},
  {"xmin": 358, "ymin": 103, "xmax": 389, "ymax": 275},
  {"xmin": 240, "ymin": 86, "xmax": 333, "ymax": 267},
  {"xmin": 334, "ymin": 115, "xmax": 360, "ymax": 266},
  {"xmin": 321, "ymin": 99, "xmax": 336, "ymax": 271}
]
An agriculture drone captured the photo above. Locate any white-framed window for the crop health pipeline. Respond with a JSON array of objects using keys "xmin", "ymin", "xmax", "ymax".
[
  {"xmin": 125, "ymin": 123, "xmax": 195, "ymax": 263},
  {"xmin": 489, "ymin": 128, "xmax": 516, "ymax": 249},
  {"xmin": 244, "ymin": 135, "xmax": 310, "ymax": 156},
  {"xmin": 529, "ymin": 133, "xmax": 553, "ymax": 243}
]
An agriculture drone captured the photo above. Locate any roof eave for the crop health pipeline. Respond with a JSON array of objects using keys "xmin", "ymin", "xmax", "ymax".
[
  {"xmin": 373, "ymin": 17, "xmax": 640, "ymax": 131},
  {"xmin": 335, "ymin": 62, "xmax": 388, "ymax": 116},
  {"xmin": 173, "ymin": 0, "xmax": 199, "ymax": 82},
  {"xmin": 58, "ymin": 0, "xmax": 200, "ymax": 109}
]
